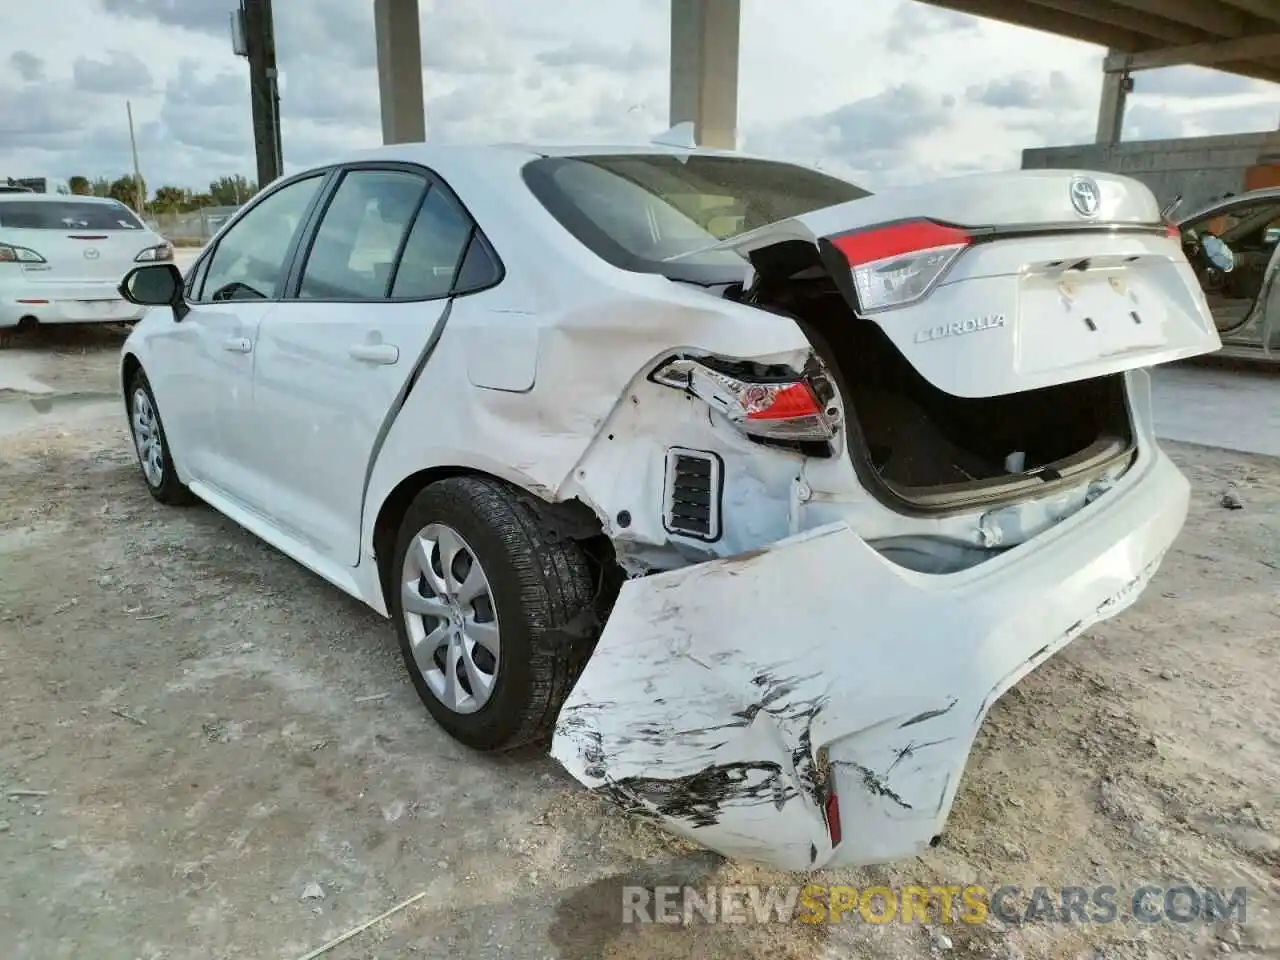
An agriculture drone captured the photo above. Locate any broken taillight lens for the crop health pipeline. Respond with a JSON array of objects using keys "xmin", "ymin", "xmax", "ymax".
[
  {"xmin": 650, "ymin": 357, "xmax": 837, "ymax": 442},
  {"xmin": 829, "ymin": 219, "xmax": 971, "ymax": 314}
]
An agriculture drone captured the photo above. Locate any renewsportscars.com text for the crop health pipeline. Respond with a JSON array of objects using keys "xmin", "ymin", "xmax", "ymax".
[{"xmin": 621, "ymin": 884, "xmax": 1249, "ymax": 926}]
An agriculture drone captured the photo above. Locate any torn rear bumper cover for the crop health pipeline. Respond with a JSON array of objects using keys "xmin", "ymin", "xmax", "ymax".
[{"xmin": 550, "ymin": 450, "xmax": 1190, "ymax": 871}]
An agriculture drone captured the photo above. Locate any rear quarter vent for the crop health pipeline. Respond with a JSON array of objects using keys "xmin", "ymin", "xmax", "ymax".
[{"xmin": 663, "ymin": 448, "xmax": 723, "ymax": 541}]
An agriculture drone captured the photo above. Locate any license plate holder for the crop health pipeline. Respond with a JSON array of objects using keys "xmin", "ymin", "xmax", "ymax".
[{"xmin": 1018, "ymin": 271, "xmax": 1167, "ymax": 373}]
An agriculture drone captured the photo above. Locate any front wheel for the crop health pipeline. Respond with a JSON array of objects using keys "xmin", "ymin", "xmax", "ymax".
[
  {"xmin": 390, "ymin": 476, "xmax": 600, "ymax": 752},
  {"xmin": 126, "ymin": 369, "xmax": 195, "ymax": 506}
]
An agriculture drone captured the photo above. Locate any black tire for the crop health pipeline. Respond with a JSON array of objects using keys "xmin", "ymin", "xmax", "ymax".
[
  {"xmin": 390, "ymin": 476, "xmax": 599, "ymax": 752},
  {"xmin": 126, "ymin": 368, "xmax": 196, "ymax": 506}
]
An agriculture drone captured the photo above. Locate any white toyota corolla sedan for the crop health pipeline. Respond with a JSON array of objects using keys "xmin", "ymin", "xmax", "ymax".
[
  {"xmin": 0, "ymin": 192, "xmax": 172, "ymax": 334},
  {"xmin": 115, "ymin": 139, "xmax": 1220, "ymax": 871}
]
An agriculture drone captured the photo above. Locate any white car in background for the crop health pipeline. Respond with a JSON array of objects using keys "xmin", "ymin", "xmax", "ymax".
[
  {"xmin": 0, "ymin": 193, "xmax": 172, "ymax": 335},
  {"xmin": 114, "ymin": 141, "xmax": 1220, "ymax": 871}
]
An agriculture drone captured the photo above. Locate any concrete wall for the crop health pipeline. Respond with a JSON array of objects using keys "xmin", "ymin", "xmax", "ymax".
[{"xmin": 1022, "ymin": 132, "xmax": 1280, "ymax": 213}]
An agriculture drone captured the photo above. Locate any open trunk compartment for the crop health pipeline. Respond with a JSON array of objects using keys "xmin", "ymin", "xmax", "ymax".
[{"xmin": 748, "ymin": 274, "xmax": 1135, "ymax": 514}]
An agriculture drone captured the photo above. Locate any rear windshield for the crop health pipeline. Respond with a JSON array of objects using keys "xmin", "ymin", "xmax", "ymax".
[
  {"xmin": 522, "ymin": 153, "xmax": 870, "ymax": 281},
  {"xmin": 0, "ymin": 200, "xmax": 145, "ymax": 230}
]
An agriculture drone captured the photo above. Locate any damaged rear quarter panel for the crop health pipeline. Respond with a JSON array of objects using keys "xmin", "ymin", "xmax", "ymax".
[{"xmin": 358, "ymin": 243, "xmax": 811, "ymax": 591}]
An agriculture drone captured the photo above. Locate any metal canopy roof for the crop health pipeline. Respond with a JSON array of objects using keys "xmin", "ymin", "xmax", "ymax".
[{"xmin": 918, "ymin": 0, "xmax": 1280, "ymax": 83}]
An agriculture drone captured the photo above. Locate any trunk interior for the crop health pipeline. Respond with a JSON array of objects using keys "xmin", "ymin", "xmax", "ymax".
[{"xmin": 746, "ymin": 270, "xmax": 1135, "ymax": 514}]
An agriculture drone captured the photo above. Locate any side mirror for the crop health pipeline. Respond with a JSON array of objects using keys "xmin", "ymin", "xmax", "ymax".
[{"xmin": 119, "ymin": 263, "xmax": 189, "ymax": 321}]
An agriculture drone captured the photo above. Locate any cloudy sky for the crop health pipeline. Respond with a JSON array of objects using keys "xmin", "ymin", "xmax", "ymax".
[{"xmin": 2, "ymin": 0, "xmax": 1278, "ymax": 193}]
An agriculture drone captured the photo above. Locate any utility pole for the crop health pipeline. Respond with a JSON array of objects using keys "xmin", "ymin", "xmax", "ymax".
[
  {"xmin": 126, "ymin": 100, "xmax": 146, "ymax": 215},
  {"xmin": 232, "ymin": 0, "xmax": 282, "ymax": 188}
]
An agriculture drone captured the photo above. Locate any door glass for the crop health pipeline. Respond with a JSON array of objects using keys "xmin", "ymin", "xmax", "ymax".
[
  {"xmin": 452, "ymin": 233, "xmax": 501, "ymax": 294},
  {"xmin": 298, "ymin": 169, "xmax": 427, "ymax": 300},
  {"xmin": 390, "ymin": 185, "xmax": 474, "ymax": 300},
  {"xmin": 199, "ymin": 175, "xmax": 324, "ymax": 302}
]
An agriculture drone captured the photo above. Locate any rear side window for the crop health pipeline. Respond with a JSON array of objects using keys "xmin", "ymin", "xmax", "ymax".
[
  {"xmin": 0, "ymin": 200, "xmax": 145, "ymax": 230},
  {"xmin": 389, "ymin": 185, "xmax": 474, "ymax": 300},
  {"xmin": 452, "ymin": 233, "xmax": 502, "ymax": 294},
  {"xmin": 298, "ymin": 169, "xmax": 427, "ymax": 300}
]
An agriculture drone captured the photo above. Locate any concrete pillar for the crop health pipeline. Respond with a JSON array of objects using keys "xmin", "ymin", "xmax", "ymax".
[
  {"xmin": 669, "ymin": 0, "xmax": 740, "ymax": 150},
  {"xmin": 1095, "ymin": 52, "xmax": 1131, "ymax": 145},
  {"xmin": 374, "ymin": 0, "xmax": 425, "ymax": 144}
]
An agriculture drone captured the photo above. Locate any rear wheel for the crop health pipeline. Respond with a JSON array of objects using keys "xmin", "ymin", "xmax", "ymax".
[
  {"xmin": 390, "ymin": 476, "xmax": 599, "ymax": 752},
  {"xmin": 127, "ymin": 368, "xmax": 195, "ymax": 506}
]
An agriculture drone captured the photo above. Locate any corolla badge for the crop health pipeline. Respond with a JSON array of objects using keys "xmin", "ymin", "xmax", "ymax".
[
  {"xmin": 914, "ymin": 314, "xmax": 1006, "ymax": 344},
  {"xmin": 83, "ymin": 247, "xmax": 100, "ymax": 260},
  {"xmin": 1069, "ymin": 177, "xmax": 1101, "ymax": 218}
]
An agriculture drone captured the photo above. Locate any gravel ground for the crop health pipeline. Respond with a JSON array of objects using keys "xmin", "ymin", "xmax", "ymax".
[{"xmin": 1, "ymin": 327, "xmax": 1277, "ymax": 960}]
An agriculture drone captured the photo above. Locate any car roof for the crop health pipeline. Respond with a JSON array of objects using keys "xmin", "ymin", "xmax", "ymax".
[{"xmin": 315, "ymin": 140, "xmax": 791, "ymax": 173}]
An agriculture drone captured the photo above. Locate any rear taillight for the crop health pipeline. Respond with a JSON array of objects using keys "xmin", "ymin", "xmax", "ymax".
[
  {"xmin": 0, "ymin": 243, "xmax": 46, "ymax": 264},
  {"xmin": 829, "ymin": 219, "xmax": 970, "ymax": 314},
  {"xmin": 650, "ymin": 356, "xmax": 837, "ymax": 442},
  {"xmin": 824, "ymin": 787, "xmax": 842, "ymax": 848},
  {"xmin": 135, "ymin": 243, "xmax": 174, "ymax": 262},
  {"xmin": 1164, "ymin": 222, "xmax": 1181, "ymax": 240}
]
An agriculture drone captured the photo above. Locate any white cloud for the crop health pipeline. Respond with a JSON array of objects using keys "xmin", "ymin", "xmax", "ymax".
[{"xmin": 0, "ymin": 0, "xmax": 1277, "ymax": 193}]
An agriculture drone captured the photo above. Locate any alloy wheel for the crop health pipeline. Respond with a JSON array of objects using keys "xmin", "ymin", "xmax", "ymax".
[
  {"xmin": 130, "ymin": 388, "xmax": 164, "ymax": 488},
  {"xmin": 400, "ymin": 523, "xmax": 501, "ymax": 714}
]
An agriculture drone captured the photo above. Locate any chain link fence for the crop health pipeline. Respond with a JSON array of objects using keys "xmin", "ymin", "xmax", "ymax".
[{"xmin": 143, "ymin": 205, "xmax": 240, "ymax": 246}]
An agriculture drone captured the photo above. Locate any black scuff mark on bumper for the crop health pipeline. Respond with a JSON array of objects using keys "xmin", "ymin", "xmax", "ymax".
[
  {"xmin": 565, "ymin": 672, "xmax": 832, "ymax": 830},
  {"xmin": 900, "ymin": 698, "xmax": 958, "ymax": 729},
  {"xmin": 887, "ymin": 737, "xmax": 955, "ymax": 774},
  {"xmin": 843, "ymin": 762, "xmax": 913, "ymax": 810},
  {"xmin": 604, "ymin": 762, "xmax": 799, "ymax": 829}
]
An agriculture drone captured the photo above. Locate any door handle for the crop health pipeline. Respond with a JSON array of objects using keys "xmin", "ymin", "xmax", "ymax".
[
  {"xmin": 222, "ymin": 337, "xmax": 252, "ymax": 354},
  {"xmin": 348, "ymin": 342, "xmax": 399, "ymax": 364}
]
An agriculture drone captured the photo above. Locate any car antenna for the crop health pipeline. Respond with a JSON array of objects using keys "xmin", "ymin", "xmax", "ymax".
[
  {"xmin": 650, "ymin": 122, "xmax": 700, "ymax": 163},
  {"xmin": 650, "ymin": 122, "xmax": 697, "ymax": 149}
]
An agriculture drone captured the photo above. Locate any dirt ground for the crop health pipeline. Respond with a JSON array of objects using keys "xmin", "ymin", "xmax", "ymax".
[{"xmin": 1, "ymin": 327, "xmax": 1277, "ymax": 960}]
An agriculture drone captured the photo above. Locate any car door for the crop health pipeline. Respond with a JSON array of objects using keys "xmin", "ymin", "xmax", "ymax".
[
  {"xmin": 1181, "ymin": 196, "xmax": 1280, "ymax": 335},
  {"xmin": 1258, "ymin": 229, "xmax": 1280, "ymax": 353},
  {"xmin": 249, "ymin": 164, "xmax": 497, "ymax": 564},
  {"xmin": 145, "ymin": 172, "xmax": 328, "ymax": 498}
]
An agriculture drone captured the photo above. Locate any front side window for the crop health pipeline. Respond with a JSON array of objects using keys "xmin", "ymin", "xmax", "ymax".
[
  {"xmin": 523, "ymin": 153, "xmax": 870, "ymax": 278},
  {"xmin": 0, "ymin": 200, "xmax": 144, "ymax": 230},
  {"xmin": 199, "ymin": 174, "xmax": 324, "ymax": 302},
  {"xmin": 298, "ymin": 169, "xmax": 427, "ymax": 300}
]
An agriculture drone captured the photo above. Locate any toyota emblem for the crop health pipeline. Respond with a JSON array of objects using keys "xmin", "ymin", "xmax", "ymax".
[
  {"xmin": 83, "ymin": 247, "xmax": 100, "ymax": 260},
  {"xmin": 1069, "ymin": 177, "xmax": 1101, "ymax": 218}
]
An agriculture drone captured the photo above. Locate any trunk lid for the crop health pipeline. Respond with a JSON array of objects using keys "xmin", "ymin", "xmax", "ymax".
[
  {"xmin": 674, "ymin": 170, "xmax": 1222, "ymax": 398},
  {"xmin": 0, "ymin": 198, "xmax": 163, "ymax": 285}
]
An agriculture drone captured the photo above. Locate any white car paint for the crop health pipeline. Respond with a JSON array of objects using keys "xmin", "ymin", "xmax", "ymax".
[
  {"xmin": 553, "ymin": 370, "xmax": 1184, "ymax": 870},
  {"xmin": 679, "ymin": 171, "xmax": 1218, "ymax": 398},
  {"xmin": 0, "ymin": 193, "xmax": 171, "ymax": 328},
  {"xmin": 118, "ymin": 142, "xmax": 1220, "ymax": 871}
]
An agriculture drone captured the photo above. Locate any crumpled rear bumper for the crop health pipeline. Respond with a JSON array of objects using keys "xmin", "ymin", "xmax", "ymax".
[{"xmin": 550, "ymin": 449, "xmax": 1190, "ymax": 871}]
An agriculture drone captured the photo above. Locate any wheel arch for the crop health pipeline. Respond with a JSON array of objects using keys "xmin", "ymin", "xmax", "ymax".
[
  {"xmin": 370, "ymin": 465, "xmax": 609, "ymax": 613},
  {"xmin": 121, "ymin": 351, "xmax": 142, "ymax": 397}
]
